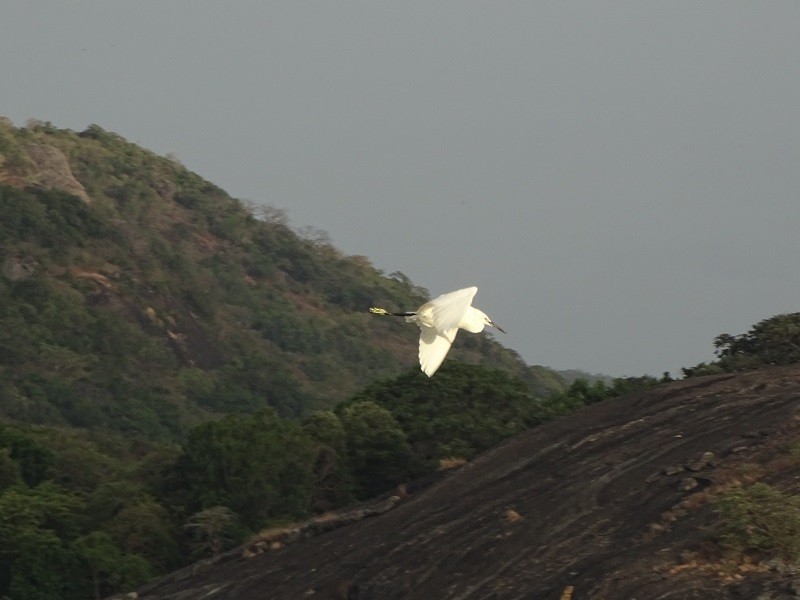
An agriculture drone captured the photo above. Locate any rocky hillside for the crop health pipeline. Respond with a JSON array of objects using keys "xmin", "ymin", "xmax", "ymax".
[
  {"xmin": 0, "ymin": 118, "xmax": 564, "ymax": 438},
  {"xmin": 127, "ymin": 364, "xmax": 800, "ymax": 600}
]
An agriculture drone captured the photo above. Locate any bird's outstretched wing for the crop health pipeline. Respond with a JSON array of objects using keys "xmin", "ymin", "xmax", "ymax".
[
  {"xmin": 418, "ymin": 286, "xmax": 478, "ymax": 334},
  {"xmin": 418, "ymin": 324, "xmax": 459, "ymax": 377}
]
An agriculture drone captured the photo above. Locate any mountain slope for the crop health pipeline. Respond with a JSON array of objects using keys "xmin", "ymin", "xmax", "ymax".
[
  {"xmin": 127, "ymin": 365, "xmax": 800, "ymax": 600},
  {"xmin": 0, "ymin": 118, "xmax": 564, "ymax": 437}
]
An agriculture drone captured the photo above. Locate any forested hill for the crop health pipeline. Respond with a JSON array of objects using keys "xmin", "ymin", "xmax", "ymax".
[
  {"xmin": 0, "ymin": 117, "xmax": 571, "ymax": 598},
  {"xmin": 5, "ymin": 117, "xmax": 800, "ymax": 600},
  {"xmin": 0, "ymin": 117, "xmax": 564, "ymax": 438}
]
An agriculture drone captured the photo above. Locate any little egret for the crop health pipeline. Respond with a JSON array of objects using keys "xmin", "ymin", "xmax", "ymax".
[{"xmin": 370, "ymin": 286, "xmax": 505, "ymax": 377}]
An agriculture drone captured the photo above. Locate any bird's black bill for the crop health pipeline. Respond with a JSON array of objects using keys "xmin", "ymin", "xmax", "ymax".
[{"xmin": 369, "ymin": 307, "xmax": 416, "ymax": 317}]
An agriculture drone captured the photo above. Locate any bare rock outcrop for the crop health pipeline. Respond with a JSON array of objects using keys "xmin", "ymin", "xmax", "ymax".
[
  {"xmin": 118, "ymin": 366, "xmax": 800, "ymax": 600},
  {"xmin": 26, "ymin": 143, "xmax": 91, "ymax": 203},
  {"xmin": 1, "ymin": 255, "xmax": 37, "ymax": 281}
]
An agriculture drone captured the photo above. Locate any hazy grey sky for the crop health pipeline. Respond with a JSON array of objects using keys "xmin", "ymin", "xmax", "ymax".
[{"xmin": 3, "ymin": 2, "xmax": 800, "ymax": 377}]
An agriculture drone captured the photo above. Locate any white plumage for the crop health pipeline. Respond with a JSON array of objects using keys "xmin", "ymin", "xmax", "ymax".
[{"xmin": 370, "ymin": 286, "xmax": 505, "ymax": 377}]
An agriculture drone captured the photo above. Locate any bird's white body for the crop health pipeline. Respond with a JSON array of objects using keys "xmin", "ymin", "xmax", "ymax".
[{"xmin": 402, "ymin": 286, "xmax": 504, "ymax": 377}]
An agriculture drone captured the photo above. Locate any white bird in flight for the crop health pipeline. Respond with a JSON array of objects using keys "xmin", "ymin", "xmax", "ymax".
[{"xmin": 370, "ymin": 286, "xmax": 505, "ymax": 377}]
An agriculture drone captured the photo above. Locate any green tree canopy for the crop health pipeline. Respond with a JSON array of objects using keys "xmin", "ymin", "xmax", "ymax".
[
  {"xmin": 684, "ymin": 312, "xmax": 800, "ymax": 376},
  {"xmin": 342, "ymin": 363, "xmax": 543, "ymax": 467},
  {"xmin": 74, "ymin": 531, "xmax": 150, "ymax": 600},
  {"xmin": 302, "ymin": 411, "xmax": 354, "ymax": 512},
  {"xmin": 714, "ymin": 313, "xmax": 800, "ymax": 370},
  {"xmin": 338, "ymin": 401, "xmax": 415, "ymax": 499},
  {"xmin": 178, "ymin": 410, "xmax": 315, "ymax": 529}
]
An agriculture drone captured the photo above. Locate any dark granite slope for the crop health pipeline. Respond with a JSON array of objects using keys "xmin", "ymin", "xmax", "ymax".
[{"xmin": 124, "ymin": 365, "xmax": 800, "ymax": 600}]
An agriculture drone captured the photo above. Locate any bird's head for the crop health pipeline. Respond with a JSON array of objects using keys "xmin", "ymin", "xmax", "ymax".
[{"xmin": 467, "ymin": 308, "xmax": 506, "ymax": 334}]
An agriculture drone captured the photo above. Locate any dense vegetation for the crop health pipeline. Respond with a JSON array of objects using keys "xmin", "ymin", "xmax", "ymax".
[
  {"xmin": 715, "ymin": 482, "xmax": 800, "ymax": 563},
  {"xmin": 682, "ymin": 313, "xmax": 800, "ymax": 377},
  {"xmin": 0, "ymin": 119, "xmax": 574, "ymax": 598},
  {"xmin": 342, "ymin": 364, "xmax": 662, "ymax": 471},
  {"xmin": 0, "ymin": 360, "xmax": 662, "ymax": 599},
  {"xmin": 0, "ymin": 119, "xmax": 564, "ymax": 438},
  {"xmin": 3, "ymin": 118, "xmax": 798, "ymax": 598}
]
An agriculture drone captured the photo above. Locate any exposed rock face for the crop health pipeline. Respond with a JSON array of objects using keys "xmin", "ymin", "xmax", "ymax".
[
  {"xmin": 1, "ymin": 255, "xmax": 37, "ymax": 281},
  {"xmin": 26, "ymin": 143, "xmax": 91, "ymax": 203},
  {"xmin": 120, "ymin": 366, "xmax": 800, "ymax": 600}
]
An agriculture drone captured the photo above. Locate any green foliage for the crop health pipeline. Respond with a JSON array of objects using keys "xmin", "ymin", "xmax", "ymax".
[
  {"xmin": 1, "ymin": 120, "xmax": 566, "ymax": 435},
  {"xmin": 0, "ymin": 185, "xmax": 107, "ymax": 249},
  {"xmin": 0, "ymin": 267, "xmax": 182, "ymax": 437},
  {"xmin": 0, "ymin": 447, "xmax": 23, "ymax": 491},
  {"xmin": 0, "ymin": 484, "xmax": 85, "ymax": 599},
  {"xmin": 74, "ymin": 531, "xmax": 150, "ymax": 600},
  {"xmin": 680, "ymin": 362, "xmax": 726, "ymax": 378},
  {"xmin": 715, "ymin": 483, "xmax": 800, "ymax": 561},
  {"xmin": 13, "ymin": 113, "xmax": 794, "ymax": 598},
  {"xmin": 684, "ymin": 313, "xmax": 800, "ymax": 376},
  {"xmin": 339, "ymin": 401, "xmax": 415, "ymax": 499},
  {"xmin": 8, "ymin": 529, "xmax": 83, "ymax": 600},
  {"xmin": 607, "ymin": 375, "xmax": 664, "ymax": 395},
  {"xmin": 302, "ymin": 411, "xmax": 354, "ymax": 511},
  {"xmin": 335, "ymin": 365, "xmax": 663, "ymax": 502},
  {"xmin": 714, "ymin": 313, "xmax": 800, "ymax": 370},
  {"xmin": 178, "ymin": 410, "xmax": 316, "ymax": 529},
  {"xmin": 544, "ymin": 378, "xmax": 610, "ymax": 416},
  {"xmin": 0, "ymin": 483, "xmax": 84, "ymax": 542},
  {"xmin": 104, "ymin": 497, "xmax": 181, "ymax": 572},
  {"xmin": 0, "ymin": 428, "xmax": 178, "ymax": 600},
  {"xmin": 183, "ymin": 506, "xmax": 240, "ymax": 560},
  {"xmin": 345, "ymin": 363, "xmax": 542, "ymax": 468},
  {"xmin": 0, "ymin": 424, "xmax": 54, "ymax": 487},
  {"xmin": 0, "ymin": 121, "xmax": 576, "ymax": 597},
  {"xmin": 544, "ymin": 376, "xmax": 661, "ymax": 417}
]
